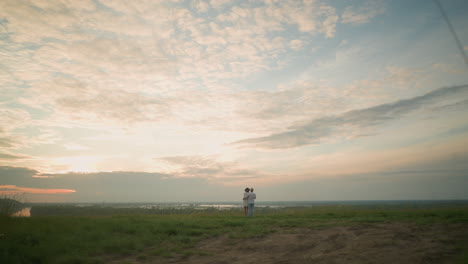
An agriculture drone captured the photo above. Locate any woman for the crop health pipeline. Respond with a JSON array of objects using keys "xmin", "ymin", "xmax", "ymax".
[{"xmin": 242, "ymin": 187, "xmax": 250, "ymax": 216}]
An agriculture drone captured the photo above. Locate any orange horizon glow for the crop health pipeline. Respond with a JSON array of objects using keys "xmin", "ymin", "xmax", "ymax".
[{"xmin": 0, "ymin": 185, "xmax": 76, "ymax": 195}]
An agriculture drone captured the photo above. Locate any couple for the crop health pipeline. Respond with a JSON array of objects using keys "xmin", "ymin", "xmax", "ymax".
[{"xmin": 243, "ymin": 187, "xmax": 256, "ymax": 216}]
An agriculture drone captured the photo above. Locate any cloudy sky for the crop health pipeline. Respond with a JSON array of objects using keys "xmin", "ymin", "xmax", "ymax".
[{"xmin": 1, "ymin": 0, "xmax": 468, "ymax": 203}]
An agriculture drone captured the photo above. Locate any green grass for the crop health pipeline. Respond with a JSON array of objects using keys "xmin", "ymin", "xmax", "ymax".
[{"xmin": 1, "ymin": 205, "xmax": 468, "ymax": 263}]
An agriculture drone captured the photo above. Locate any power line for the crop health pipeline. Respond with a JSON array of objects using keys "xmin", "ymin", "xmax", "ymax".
[{"xmin": 434, "ymin": 0, "xmax": 468, "ymax": 69}]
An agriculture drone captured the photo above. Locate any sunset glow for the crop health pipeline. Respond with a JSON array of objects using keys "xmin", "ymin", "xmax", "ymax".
[
  {"xmin": 1, "ymin": 0, "xmax": 467, "ymax": 202},
  {"xmin": 0, "ymin": 185, "xmax": 76, "ymax": 195}
]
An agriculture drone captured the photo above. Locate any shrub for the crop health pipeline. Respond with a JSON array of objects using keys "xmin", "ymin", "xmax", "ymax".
[{"xmin": 0, "ymin": 194, "xmax": 25, "ymax": 216}]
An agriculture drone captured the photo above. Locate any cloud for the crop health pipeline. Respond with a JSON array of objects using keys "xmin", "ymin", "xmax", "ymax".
[
  {"xmin": 232, "ymin": 84, "xmax": 468, "ymax": 149},
  {"xmin": 318, "ymin": 4, "xmax": 339, "ymax": 38},
  {"xmin": 0, "ymin": 137, "xmax": 18, "ymax": 148},
  {"xmin": 158, "ymin": 155, "xmax": 266, "ymax": 183},
  {"xmin": 0, "ymin": 166, "xmax": 243, "ymax": 202},
  {"xmin": 0, "ymin": 108, "xmax": 31, "ymax": 130},
  {"xmin": 191, "ymin": 0, "xmax": 210, "ymax": 13},
  {"xmin": 289, "ymin": 39, "xmax": 303, "ymax": 51},
  {"xmin": 19, "ymin": 76, "xmax": 171, "ymax": 125},
  {"xmin": 64, "ymin": 144, "xmax": 89, "ymax": 151},
  {"xmin": 0, "ymin": 166, "xmax": 41, "ymax": 188},
  {"xmin": 210, "ymin": 0, "xmax": 230, "ymax": 10},
  {"xmin": 184, "ymin": 64, "xmax": 432, "ymax": 135},
  {"xmin": 237, "ymin": 82, "xmax": 348, "ymax": 120},
  {"xmin": 195, "ymin": 64, "xmax": 425, "ymax": 134},
  {"xmin": 0, "ymin": 153, "xmax": 28, "ymax": 159},
  {"xmin": 341, "ymin": 0, "xmax": 386, "ymax": 25},
  {"xmin": 1, "ymin": 0, "xmax": 343, "ymax": 132},
  {"xmin": 0, "ymin": 108, "xmax": 31, "ymax": 149},
  {"xmin": 432, "ymin": 63, "xmax": 466, "ymax": 75}
]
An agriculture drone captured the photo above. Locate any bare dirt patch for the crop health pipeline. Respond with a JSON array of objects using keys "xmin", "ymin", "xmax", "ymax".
[{"xmin": 115, "ymin": 222, "xmax": 468, "ymax": 264}]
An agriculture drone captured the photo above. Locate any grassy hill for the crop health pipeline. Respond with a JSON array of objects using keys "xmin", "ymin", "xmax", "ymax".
[{"xmin": 1, "ymin": 205, "xmax": 468, "ymax": 263}]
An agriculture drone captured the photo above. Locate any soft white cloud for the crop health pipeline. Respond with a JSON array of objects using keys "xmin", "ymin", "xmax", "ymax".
[
  {"xmin": 18, "ymin": 75, "xmax": 172, "ymax": 126},
  {"xmin": 2, "ymin": 0, "xmax": 341, "ymax": 124},
  {"xmin": 0, "ymin": 0, "xmax": 98, "ymax": 43},
  {"xmin": 0, "ymin": 108, "xmax": 31, "ymax": 149},
  {"xmin": 1, "ymin": 0, "xmax": 344, "ymax": 133},
  {"xmin": 318, "ymin": 4, "xmax": 339, "ymax": 38},
  {"xmin": 170, "ymin": 62, "xmax": 440, "ymax": 136},
  {"xmin": 432, "ymin": 63, "xmax": 466, "ymax": 75},
  {"xmin": 209, "ymin": 0, "xmax": 230, "ymax": 10},
  {"xmin": 157, "ymin": 155, "xmax": 273, "ymax": 185},
  {"xmin": 289, "ymin": 39, "xmax": 303, "ymax": 50},
  {"xmin": 191, "ymin": 0, "xmax": 211, "ymax": 13},
  {"xmin": 341, "ymin": 0, "xmax": 386, "ymax": 25},
  {"xmin": 0, "ymin": 152, "xmax": 29, "ymax": 160},
  {"xmin": 210, "ymin": 64, "xmax": 427, "ymax": 133},
  {"xmin": 64, "ymin": 144, "xmax": 89, "ymax": 151},
  {"xmin": 0, "ymin": 108, "xmax": 30, "ymax": 130},
  {"xmin": 30, "ymin": 0, "xmax": 96, "ymax": 12}
]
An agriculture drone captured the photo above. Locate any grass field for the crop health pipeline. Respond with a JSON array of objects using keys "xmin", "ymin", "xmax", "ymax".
[{"xmin": 1, "ymin": 204, "xmax": 468, "ymax": 264}]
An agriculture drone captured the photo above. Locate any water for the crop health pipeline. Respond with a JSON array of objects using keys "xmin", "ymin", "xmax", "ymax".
[
  {"xmin": 11, "ymin": 207, "xmax": 31, "ymax": 217},
  {"xmin": 42, "ymin": 199, "xmax": 468, "ymax": 210}
]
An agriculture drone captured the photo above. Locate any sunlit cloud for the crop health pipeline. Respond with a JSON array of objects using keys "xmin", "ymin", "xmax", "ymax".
[
  {"xmin": 51, "ymin": 156, "xmax": 101, "ymax": 173},
  {"xmin": 158, "ymin": 155, "xmax": 269, "ymax": 184},
  {"xmin": 289, "ymin": 39, "xmax": 304, "ymax": 51},
  {"xmin": 0, "ymin": 153, "xmax": 29, "ymax": 160}
]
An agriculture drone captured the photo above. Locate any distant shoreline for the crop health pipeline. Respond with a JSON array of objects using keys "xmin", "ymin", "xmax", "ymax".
[{"xmin": 26, "ymin": 199, "xmax": 468, "ymax": 204}]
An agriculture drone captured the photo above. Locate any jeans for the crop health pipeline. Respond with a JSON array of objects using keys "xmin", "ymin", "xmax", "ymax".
[{"xmin": 248, "ymin": 203, "xmax": 255, "ymax": 216}]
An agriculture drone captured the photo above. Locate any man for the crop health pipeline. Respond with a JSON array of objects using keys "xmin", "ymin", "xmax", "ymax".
[{"xmin": 247, "ymin": 187, "xmax": 256, "ymax": 217}]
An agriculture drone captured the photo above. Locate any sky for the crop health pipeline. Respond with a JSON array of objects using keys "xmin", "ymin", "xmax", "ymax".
[{"xmin": 1, "ymin": 0, "xmax": 468, "ymax": 203}]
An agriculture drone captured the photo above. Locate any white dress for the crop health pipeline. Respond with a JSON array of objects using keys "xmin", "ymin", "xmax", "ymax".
[{"xmin": 243, "ymin": 192, "xmax": 249, "ymax": 207}]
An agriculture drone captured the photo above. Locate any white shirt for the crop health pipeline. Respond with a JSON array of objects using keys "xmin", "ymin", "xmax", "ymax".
[{"xmin": 247, "ymin": 192, "xmax": 256, "ymax": 204}]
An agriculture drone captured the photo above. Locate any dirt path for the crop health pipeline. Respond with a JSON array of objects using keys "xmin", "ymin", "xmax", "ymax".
[{"xmin": 115, "ymin": 223, "xmax": 468, "ymax": 264}]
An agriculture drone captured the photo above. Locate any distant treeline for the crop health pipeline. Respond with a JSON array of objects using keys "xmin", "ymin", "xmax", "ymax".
[
  {"xmin": 28, "ymin": 201, "xmax": 468, "ymax": 217},
  {"xmin": 30, "ymin": 204, "xmax": 284, "ymax": 216},
  {"xmin": 0, "ymin": 198, "xmax": 26, "ymax": 216}
]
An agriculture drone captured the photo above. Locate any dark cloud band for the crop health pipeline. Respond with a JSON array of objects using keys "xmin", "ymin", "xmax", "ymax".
[{"xmin": 232, "ymin": 84, "xmax": 468, "ymax": 149}]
